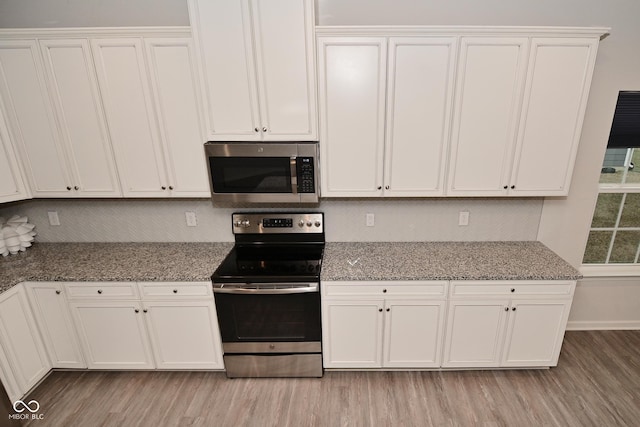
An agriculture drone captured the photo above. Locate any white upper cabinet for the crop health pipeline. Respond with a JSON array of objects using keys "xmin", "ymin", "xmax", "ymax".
[
  {"xmin": 318, "ymin": 35, "xmax": 457, "ymax": 197},
  {"xmin": 91, "ymin": 38, "xmax": 167, "ymax": 197},
  {"xmin": 39, "ymin": 39, "xmax": 122, "ymax": 197},
  {"xmin": 511, "ymin": 38, "xmax": 599, "ymax": 196},
  {"xmin": 0, "ymin": 40, "xmax": 72, "ymax": 197},
  {"xmin": 92, "ymin": 37, "xmax": 209, "ymax": 197},
  {"xmin": 384, "ymin": 37, "xmax": 457, "ymax": 196},
  {"xmin": 447, "ymin": 37, "xmax": 529, "ymax": 196},
  {"xmin": 189, "ymin": 0, "xmax": 317, "ymax": 141},
  {"xmin": 0, "ymin": 110, "xmax": 29, "ymax": 203},
  {"xmin": 144, "ymin": 38, "xmax": 210, "ymax": 197},
  {"xmin": 317, "ymin": 37, "xmax": 387, "ymax": 196}
]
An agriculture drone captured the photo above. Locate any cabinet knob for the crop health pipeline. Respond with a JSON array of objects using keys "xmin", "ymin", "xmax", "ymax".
[
  {"xmin": 55, "ymin": 290, "xmax": 61, "ymax": 295},
  {"xmin": 386, "ymin": 308, "xmax": 390, "ymax": 312},
  {"xmin": 511, "ymin": 185, "xmax": 515, "ymax": 189},
  {"xmin": 504, "ymin": 307, "xmax": 509, "ymax": 311},
  {"xmin": 97, "ymin": 289, "xmax": 103, "ymax": 294},
  {"xmin": 378, "ymin": 308, "xmax": 383, "ymax": 312},
  {"xmin": 503, "ymin": 185, "xmax": 508, "ymax": 189},
  {"xmin": 254, "ymin": 128, "xmax": 259, "ymax": 132},
  {"xmin": 510, "ymin": 288, "xmax": 515, "ymax": 293},
  {"xmin": 135, "ymin": 309, "xmax": 140, "ymax": 313},
  {"xmin": 143, "ymin": 309, "xmax": 148, "ymax": 313},
  {"xmin": 161, "ymin": 186, "xmax": 167, "ymax": 190},
  {"xmin": 66, "ymin": 186, "xmax": 72, "ymax": 191},
  {"xmin": 173, "ymin": 289, "xmax": 178, "ymax": 294},
  {"xmin": 169, "ymin": 186, "xmax": 174, "ymax": 190},
  {"xmin": 382, "ymin": 289, "xmax": 387, "ymax": 293},
  {"xmin": 74, "ymin": 186, "xmax": 79, "ymax": 190},
  {"xmin": 512, "ymin": 307, "xmax": 516, "ymax": 311},
  {"xmin": 377, "ymin": 186, "xmax": 382, "ymax": 190},
  {"xmin": 262, "ymin": 127, "xmax": 267, "ymax": 132},
  {"xmin": 385, "ymin": 185, "xmax": 390, "ymax": 190}
]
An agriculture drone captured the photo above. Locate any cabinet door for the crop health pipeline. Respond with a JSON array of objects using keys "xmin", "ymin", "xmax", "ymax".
[
  {"xmin": 0, "ymin": 286, "xmax": 51, "ymax": 398},
  {"xmin": 384, "ymin": 37, "xmax": 457, "ymax": 197},
  {"xmin": 511, "ymin": 38, "xmax": 599, "ymax": 196},
  {"xmin": 69, "ymin": 301, "xmax": 154, "ymax": 369},
  {"xmin": 91, "ymin": 38, "xmax": 168, "ymax": 197},
  {"xmin": 0, "ymin": 111, "xmax": 29, "ymax": 203},
  {"xmin": 144, "ymin": 38, "xmax": 210, "ymax": 197},
  {"xmin": 442, "ymin": 299, "xmax": 509, "ymax": 368},
  {"xmin": 24, "ymin": 283, "xmax": 86, "ymax": 369},
  {"xmin": 447, "ymin": 38, "xmax": 529, "ymax": 196},
  {"xmin": 322, "ymin": 299, "xmax": 384, "ymax": 368},
  {"xmin": 318, "ymin": 37, "xmax": 387, "ymax": 197},
  {"xmin": 0, "ymin": 40, "xmax": 72, "ymax": 196},
  {"xmin": 39, "ymin": 39, "xmax": 121, "ymax": 197},
  {"xmin": 251, "ymin": 0, "xmax": 317, "ymax": 140},
  {"xmin": 383, "ymin": 299, "xmax": 446, "ymax": 368},
  {"xmin": 501, "ymin": 299, "xmax": 572, "ymax": 367},
  {"xmin": 143, "ymin": 300, "xmax": 224, "ymax": 369},
  {"xmin": 188, "ymin": 0, "xmax": 260, "ymax": 140}
]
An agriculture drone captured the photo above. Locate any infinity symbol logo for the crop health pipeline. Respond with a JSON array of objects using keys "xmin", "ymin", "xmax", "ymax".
[{"xmin": 13, "ymin": 400, "xmax": 40, "ymax": 413}]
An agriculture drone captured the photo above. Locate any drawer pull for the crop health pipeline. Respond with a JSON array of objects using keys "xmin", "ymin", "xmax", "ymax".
[
  {"xmin": 378, "ymin": 308, "xmax": 383, "ymax": 312},
  {"xmin": 55, "ymin": 290, "xmax": 61, "ymax": 295},
  {"xmin": 97, "ymin": 289, "xmax": 103, "ymax": 294},
  {"xmin": 512, "ymin": 307, "xmax": 517, "ymax": 311},
  {"xmin": 173, "ymin": 289, "xmax": 178, "ymax": 294},
  {"xmin": 510, "ymin": 288, "xmax": 515, "ymax": 293},
  {"xmin": 382, "ymin": 289, "xmax": 387, "ymax": 293},
  {"xmin": 143, "ymin": 309, "xmax": 148, "ymax": 313},
  {"xmin": 504, "ymin": 307, "xmax": 509, "ymax": 311},
  {"xmin": 134, "ymin": 309, "xmax": 139, "ymax": 313},
  {"xmin": 386, "ymin": 308, "xmax": 390, "ymax": 312}
]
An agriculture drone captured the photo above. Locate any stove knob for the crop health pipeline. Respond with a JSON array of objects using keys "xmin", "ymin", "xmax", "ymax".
[
  {"xmin": 298, "ymin": 220, "xmax": 305, "ymax": 227},
  {"xmin": 306, "ymin": 221, "xmax": 312, "ymax": 227},
  {"xmin": 314, "ymin": 220, "xmax": 321, "ymax": 227}
]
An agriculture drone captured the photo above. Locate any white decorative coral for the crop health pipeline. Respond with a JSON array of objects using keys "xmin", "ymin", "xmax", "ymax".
[{"xmin": 0, "ymin": 215, "xmax": 36, "ymax": 257}]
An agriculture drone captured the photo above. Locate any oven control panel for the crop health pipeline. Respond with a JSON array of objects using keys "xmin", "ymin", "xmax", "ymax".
[{"xmin": 232, "ymin": 213, "xmax": 323, "ymax": 234}]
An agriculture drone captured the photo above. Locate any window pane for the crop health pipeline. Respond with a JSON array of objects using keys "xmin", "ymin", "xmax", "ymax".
[
  {"xmin": 600, "ymin": 148, "xmax": 628, "ymax": 184},
  {"xmin": 591, "ymin": 193, "xmax": 623, "ymax": 228},
  {"xmin": 624, "ymin": 149, "xmax": 640, "ymax": 184},
  {"xmin": 619, "ymin": 193, "xmax": 640, "ymax": 227},
  {"xmin": 609, "ymin": 230, "xmax": 640, "ymax": 263},
  {"xmin": 583, "ymin": 231, "xmax": 613, "ymax": 263}
]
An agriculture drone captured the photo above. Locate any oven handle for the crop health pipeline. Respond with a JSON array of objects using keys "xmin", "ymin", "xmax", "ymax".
[{"xmin": 213, "ymin": 283, "xmax": 318, "ymax": 294}]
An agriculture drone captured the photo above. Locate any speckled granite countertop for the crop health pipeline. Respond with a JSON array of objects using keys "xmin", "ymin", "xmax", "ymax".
[
  {"xmin": 321, "ymin": 241, "xmax": 581, "ymax": 281},
  {"xmin": 0, "ymin": 242, "xmax": 233, "ymax": 293},
  {"xmin": 1, "ymin": 241, "xmax": 580, "ymax": 294}
]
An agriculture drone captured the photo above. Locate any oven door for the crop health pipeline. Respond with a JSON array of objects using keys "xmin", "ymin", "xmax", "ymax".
[{"xmin": 213, "ymin": 284, "xmax": 321, "ymax": 345}]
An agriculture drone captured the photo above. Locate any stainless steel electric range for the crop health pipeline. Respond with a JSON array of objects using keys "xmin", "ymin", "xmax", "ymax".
[{"xmin": 212, "ymin": 212, "xmax": 324, "ymax": 378}]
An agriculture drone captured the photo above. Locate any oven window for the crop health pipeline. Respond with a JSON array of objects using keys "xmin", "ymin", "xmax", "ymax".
[
  {"xmin": 215, "ymin": 293, "xmax": 321, "ymax": 342},
  {"xmin": 210, "ymin": 157, "xmax": 292, "ymax": 193}
]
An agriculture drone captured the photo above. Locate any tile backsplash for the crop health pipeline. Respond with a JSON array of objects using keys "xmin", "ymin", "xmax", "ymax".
[{"xmin": 0, "ymin": 198, "xmax": 542, "ymax": 243}]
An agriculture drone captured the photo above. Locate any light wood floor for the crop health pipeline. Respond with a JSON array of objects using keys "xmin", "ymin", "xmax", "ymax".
[{"xmin": 23, "ymin": 330, "xmax": 640, "ymax": 427}]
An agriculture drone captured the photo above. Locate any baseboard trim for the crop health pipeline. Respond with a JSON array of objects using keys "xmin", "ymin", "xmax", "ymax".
[{"xmin": 567, "ymin": 320, "xmax": 640, "ymax": 330}]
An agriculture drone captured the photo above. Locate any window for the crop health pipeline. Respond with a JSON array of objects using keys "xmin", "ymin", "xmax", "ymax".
[{"xmin": 583, "ymin": 148, "xmax": 640, "ymax": 264}]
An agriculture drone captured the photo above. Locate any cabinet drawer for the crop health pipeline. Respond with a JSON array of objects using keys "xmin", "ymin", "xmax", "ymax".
[
  {"xmin": 64, "ymin": 282, "xmax": 139, "ymax": 300},
  {"xmin": 450, "ymin": 281, "xmax": 575, "ymax": 298},
  {"xmin": 323, "ymin": 281, "xmax": 447, "ymax": 297},
  {"xmin": 138, "ymin": 282, "xmax": 212, "ymax": 299}
]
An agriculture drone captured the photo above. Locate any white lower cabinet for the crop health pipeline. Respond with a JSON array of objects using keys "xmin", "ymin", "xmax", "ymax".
[
  {"xmin": 24, "ymin": 282, "xmax": 86, "ymax": 369},
  {"xmin": 322, "ymin": 281, "xmax": 447, "ymax": 369},
  {"xmin": 0, "ymin": 285, "xmax": 51, "ymax": 402},
  {"xmin": 442, "ymin": 281, "xmax": 575, "ymax": 368},
  {"xmin": 64, "ymin": 281, "xmax": 224, "ymax": 370}
]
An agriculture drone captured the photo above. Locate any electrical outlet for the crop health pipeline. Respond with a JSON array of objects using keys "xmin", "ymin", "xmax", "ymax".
[
  {"xmin": 458, "ymin": 211, "xmax": 470, "ymax": 226},
  {"xmin": 185, "ymin": 211, "xmax": 197, "ymax": 227},
  {"xmin": 47, "ymin": 211, "xmax": 60, "ymax": 226},
  {"xmin": 366, "ymin": 213, "xmax": 375, "ymax": 227}
]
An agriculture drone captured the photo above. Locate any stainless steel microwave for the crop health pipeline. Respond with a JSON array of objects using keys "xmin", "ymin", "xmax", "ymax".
[{"xmin": 204, "ymin": 142, "xmax": 320, "ymax": 203}]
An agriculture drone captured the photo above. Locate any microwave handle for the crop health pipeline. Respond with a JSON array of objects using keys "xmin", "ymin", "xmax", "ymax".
[{"xmin": 290, "ymin": 157, "xmax": 298, "ymax": 194}]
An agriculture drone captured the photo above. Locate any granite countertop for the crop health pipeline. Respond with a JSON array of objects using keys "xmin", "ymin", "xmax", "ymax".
[
  {"xmin": 1, "ymin": 241, "xmax": 580, "ymax": 294},
  {"xmin": 321, "ymin": 241, "xmax": 581, "ymax": 281},
  {"xmin": 0, "ymin": 242, "xmax": 234, "ymax": 293}
]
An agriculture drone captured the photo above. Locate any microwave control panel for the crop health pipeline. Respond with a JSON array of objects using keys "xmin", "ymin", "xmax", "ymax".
[{"xmin": 297, "ymin": 157, "xmax": 315, "ymax": 193}]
